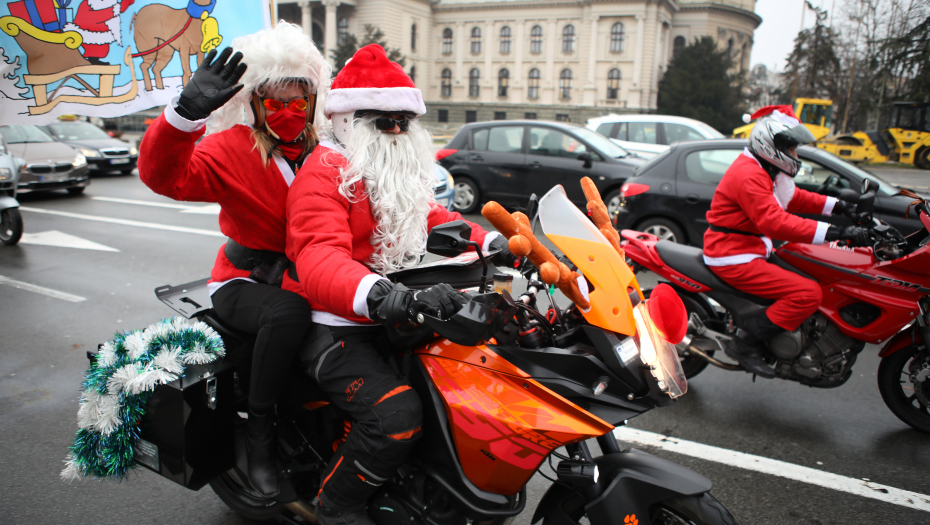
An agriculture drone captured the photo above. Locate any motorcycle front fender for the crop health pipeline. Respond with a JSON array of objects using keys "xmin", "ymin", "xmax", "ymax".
[
  {"xmin": 532, "ymin": 448, "xmax": 712, "ymax": 525},
  {"xmin": 0, "ymin": 196, "xmax": 19, "ymax": 209}
]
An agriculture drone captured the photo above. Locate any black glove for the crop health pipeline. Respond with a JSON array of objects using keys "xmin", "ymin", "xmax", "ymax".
[
  {"xmin": 831, "ymin": 200, "xmax": 858, "ymax": 219},
  {"xmin": 367, "ymin": 280, "xmax": 471, "ymax": 326},
  {"xmin": 826, "ymin": 225, "xmax": 871, "ymax": 246},
  {"xmin": 490, "ymin": 235, "xmax": 520, "ymax": 268},
  {"xmin": 175, "ymin": 47, "xmax": 247, "ymax": 121}
]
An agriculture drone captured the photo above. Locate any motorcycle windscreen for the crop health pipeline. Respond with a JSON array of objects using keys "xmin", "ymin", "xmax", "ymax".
[{"xmin": 538, "ymin": 185, "xmax": 640, "ymax": 336}]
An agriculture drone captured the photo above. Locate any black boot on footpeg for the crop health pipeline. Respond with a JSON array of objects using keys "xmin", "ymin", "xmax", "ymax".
[
  {"xmin": 315, "ymin": 502, "xmax": 377, "ymax": 525},
  {"xmin": 726, "ymin": 334, "xmax": 775, "ymax": 378},
  {"xmin": 246, "ymin": 408, "xmax": 281, "ymax": 497}
]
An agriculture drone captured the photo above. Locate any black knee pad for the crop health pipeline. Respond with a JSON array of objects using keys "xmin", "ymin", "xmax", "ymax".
[{"xmin": 372, "ymin": 386, "xmax": 423, "ymax": 442}]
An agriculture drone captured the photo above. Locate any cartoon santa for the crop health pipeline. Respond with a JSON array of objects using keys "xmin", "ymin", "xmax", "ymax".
[{"xmin": 63, "ymin": 0, "xmax": 135, "ymax": 65}]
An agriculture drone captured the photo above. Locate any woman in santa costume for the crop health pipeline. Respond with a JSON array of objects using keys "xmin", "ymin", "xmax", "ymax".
[
  {"xmin": 703, "ymin": 105, "xmax": 870, "ymax": 377},
  {"xmin": 137, "ymin": 22, "xmax": 330, "ymax": 497},
  {"xmin": 285, "ymin": 44, "xmax": 514, "ymax": 525}
]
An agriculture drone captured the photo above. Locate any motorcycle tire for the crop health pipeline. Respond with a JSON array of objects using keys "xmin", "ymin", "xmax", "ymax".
[
  {"xmin": 209, "ymin": 468, "xmax": 283, "ymax": 522},
  {"xmin": 0, "ymin": 208, "xmax": 23, "ymax": 245},
  {"xmin": 644, "ymin": 286, "xmax": 713, "ymax": 379},
  {"xmin": 877, "ymin": 344, "xmax": 930, "ymax": 434},
  {"xmin": 542, "ymin": 491, "xmax": 739, "ymax": 525}
]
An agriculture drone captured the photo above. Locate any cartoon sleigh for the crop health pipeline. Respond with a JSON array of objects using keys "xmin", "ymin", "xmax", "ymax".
[{"xmin": 0, "ymin": 15, "xmax": 138, "ymax": 115}]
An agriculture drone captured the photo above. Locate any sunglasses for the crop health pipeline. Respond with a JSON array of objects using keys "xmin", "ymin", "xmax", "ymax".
[
  {"xmin": 262, "ymin": 97, "xmax": 309, "ymax": 112},
  {"xmin": 372, "ymin": 116, "xmax": 413, "ymax": 132}
]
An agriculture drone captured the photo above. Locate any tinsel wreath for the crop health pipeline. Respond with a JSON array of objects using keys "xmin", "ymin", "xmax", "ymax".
[{"xmin": 61, "ymin": 317, "xmax": 225, "ymax": 481}]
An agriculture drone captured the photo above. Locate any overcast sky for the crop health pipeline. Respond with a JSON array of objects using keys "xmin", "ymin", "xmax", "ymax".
[{"xmin": 750, "ymin": 0, "xmax": 839, "ymax": 72}]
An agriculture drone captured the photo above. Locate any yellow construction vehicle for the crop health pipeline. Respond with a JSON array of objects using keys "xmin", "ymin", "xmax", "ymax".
[{"xmin": 733, "ymin": 98, "xmax": 833, "ymax": 140}]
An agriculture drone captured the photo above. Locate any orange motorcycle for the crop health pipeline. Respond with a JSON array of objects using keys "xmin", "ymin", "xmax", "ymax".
[{"xmin": 110, "ymin": 184, "xmax": 737, "ymax": 525}]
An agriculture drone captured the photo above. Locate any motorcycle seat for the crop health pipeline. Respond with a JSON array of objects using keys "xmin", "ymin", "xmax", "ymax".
[{"xmin": 654, "ymin": 240, "xmax": 774, "ymax": 305}]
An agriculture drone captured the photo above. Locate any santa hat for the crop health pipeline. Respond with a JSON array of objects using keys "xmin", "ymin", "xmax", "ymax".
[
  {"xmin": 744, "ymin": 105, "xmax": 801, "ymax": 127},
  {"xmin": 324, "ymin": 44, "xmax": 426, "ymax": 119},
  {"xmin": 208, "ymin": 22, "xmax": 330, "ymax": 133}
]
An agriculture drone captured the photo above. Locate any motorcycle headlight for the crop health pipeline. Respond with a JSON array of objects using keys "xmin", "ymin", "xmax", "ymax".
[
  {"xmin": 73, "ymin": 153, "xmax": 87, "ymax": 167},
  {"xmin": 78, "ymin": 148, "xmax": 99, "ymax": 158},
  {"xmin": 632, "ymin": 302, "xmax": 688, "ymax": 398},
  {"xmin": 0, "ymin": 168, "xmax": 11, "ymax": 180},
  {"xmin": 130, "ymin": 146, "xmax": 138, "ymax": 156}
]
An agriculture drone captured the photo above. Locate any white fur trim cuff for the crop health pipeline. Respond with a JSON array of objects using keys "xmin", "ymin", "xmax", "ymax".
[
  {"xmin": 813, "ymin": 222, "xmax": 830, "ymax": 245},
  {"xmin": 482, "ymin": 231, "xmax": 501, "ymax": 253},
  {"xmin": 165, "ymin": 96, "xmax": 208, "ymax": 132},
  {"xmin": 702, "ymin": 253, "xmax": 766, "ymax": 266},
  {"xmin": 822, "ymin": 196, "xmax": 838, "ymax": 216},
  {"xmin": 325, "ymin": 87, "xmax": 427, "ymax": 118},
  {"xmin": 353, "ymin": 274, "xmax": 389, "ymax": 320}
]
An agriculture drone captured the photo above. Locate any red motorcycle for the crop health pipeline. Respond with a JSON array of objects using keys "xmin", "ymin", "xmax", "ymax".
[{"xmin": 620, "ymin": 181, "xmax": 930, "ymax": 433}]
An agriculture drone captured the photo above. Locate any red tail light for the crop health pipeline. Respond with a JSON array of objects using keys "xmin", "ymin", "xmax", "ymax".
[
  {"xmin": 436, "ymin": 149, "xmax": 458, "ymax": 161},
  {"xmin": 620, "ymin": 182, "xmax": 650, "ymax": 197}
]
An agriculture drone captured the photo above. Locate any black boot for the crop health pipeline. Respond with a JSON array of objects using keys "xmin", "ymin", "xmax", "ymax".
[
  {"xmin": 726, "ymin": 312, "xmax": 780, "ymax": 379},
  {"xmin": 315, "ymin": 502, "xmax": 376, "ymax": 525},
  {"xmin": 247, "ymin": 407, "xmax": 280, "ymax": 496}
]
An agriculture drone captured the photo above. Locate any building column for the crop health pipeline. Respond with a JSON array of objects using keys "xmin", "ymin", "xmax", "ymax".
[
  {"xmin": 584, "ymin": 14, "xmax": 599, "ymax": 105},
  {"xmin": 651, "ymin": 17, "xmax": 665, "ymax": 108},
  {"xmin": 484, "ymin": 20, "xmax": 493, "ymax": 102},
  {"xmin": 455, "ymin": 21, "xmax": 464, "ymax": 99},
  {"xmin": 514, "ymin": 20, "xmax": 525, "ymax": 103},
  {"xmin": 630, "ymin": 14, "xmax": 645, "ymax": 109},
  {"xmin": 323, "ymin": 0, "xmax": 340, "ymax": 67},
  {"xmin": 297, "ymin": 1, "xmax": 312, "ymax": 38},
  {"xmin": 545, "ymin": 19, "xmax": 557, "ymax": 104}
]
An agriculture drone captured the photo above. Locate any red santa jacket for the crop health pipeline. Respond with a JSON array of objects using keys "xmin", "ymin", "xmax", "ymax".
[
  {"xmin": 702, "ymin": 149, "xmax": 836, "ymax": 266},
  {"xmin": 139, "ymin": 103, "xmax": 301, "ymax": 293},
  {"xmin": 285, "ymin": 141, "xmax": 497, "ymax": 326}
]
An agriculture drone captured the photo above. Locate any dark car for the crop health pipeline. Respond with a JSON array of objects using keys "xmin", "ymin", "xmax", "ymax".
[
  {"xmin": 613, "ymin": 138, "xmax": 927, "ymax": 245},
  {"xmin": 0, "ymin": 125, "xmax": 91, "ymax": 195},
  {"xmin": 40, "ymin": 120, "xmax": 138, "ymax": 174},
  {"xmin": 437, "ymin": 120, "xmax": 645, "ymax": 213}
]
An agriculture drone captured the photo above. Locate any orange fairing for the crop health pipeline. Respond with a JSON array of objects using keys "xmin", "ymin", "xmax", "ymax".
[{"xmin": 420, "ymin": 350, "xmax": 614, "ymax": 496}]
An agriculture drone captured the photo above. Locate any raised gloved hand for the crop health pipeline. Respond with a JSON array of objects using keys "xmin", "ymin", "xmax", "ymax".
[
  {"xmin": 367, "ymin": 280, "xmax": 471, "ymax": 326},
  {"xmin": 831, "ymin": 200, "xmax": 858, "ymax": 219},
  {"xmin": 489, "ymin": 235, "xmax": 520, "ymax": 268},
  {"xmin": 826, "ymin": 225, "xmax": 871, "ymax": 247},
  {"xmin": 175, "ymin": 47, "xmax": 247, "ymax": 121}
]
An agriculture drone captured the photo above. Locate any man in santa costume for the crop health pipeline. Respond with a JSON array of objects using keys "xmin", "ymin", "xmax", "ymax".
[
  {"xmin": 286, "ymin": 44, "xmax": 513, "ymax": 525},
  {"xmin": 703, "ymin": 105, "xmax": 870, "ymax": 377},
  {"xmin": 64, "ymin": 0, "xmax": 134, "ymax": 65}
]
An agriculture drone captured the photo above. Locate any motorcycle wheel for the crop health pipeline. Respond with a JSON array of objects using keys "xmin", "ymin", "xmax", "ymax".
[
  {"xmin": 209, "ymin": 468, "xmax": 283, "ymax": 522},
  {"xmin": 542, "ymin": 491, "xmax": 738, "ymax": 525},
  {"xmin": 877, "ymin": 344, "xmax": 930, "ymax": 433},
  {"xmin": 0, "ymin": 208, "xmax": 23, "ymax": 245}
]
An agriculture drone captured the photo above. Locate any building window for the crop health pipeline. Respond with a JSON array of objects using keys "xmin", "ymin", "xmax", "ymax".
[
  {"xmin": 559, "ymin": 68, "xmax": 572, "ymax": 99},
  {"xmin": 530, "ymin": 25, "xmax": 543, "ymax": 54},
  {"xmin": 555, "ymin": 114, "xmax": 570, "ymax": 122},
  {"xmin": 527, "ymin": 68, "xmax": 540, "ymax": 99},
  {"xmin": 727, "ymin": 38, "xmax": 734, "ymax": 60},
  {"xmin": 466, "ymin": 110, "xmax": 477, "ymax": 123},
  {"xmin": 525, "ymin": 112, "xmax": 537, "ymax": 119},
  {"xmin": 562, "ymin": 25, "xmax": 575, "ymax": 53},
  {"xmin": 441, "ymin": 68, "xmax": 452, "ymax": 97},
  {"xmin": 471, "ymin": 27, "xmax": 482, "ymax": 54},
  {"xmin": 469, "ymin": 67, "xmax": 480, "ymax": 97},
  {"xmin": 500, "ymin": 26, "xmax": 511, "ymax": 54},
  {"xmin": 494, "ymin": 111, "xmax": 507, "ymax": 120},
  {"xmin": 438, "ymin": 109, "xmax": 449, "ymax": 123},
  {"xmin": 411, "ymin": 23, "xmax": 417, "ymax": 51},
  {"xmin": 337, "ymin": 18, "xmax": 349, "ymax": 46},
  {"xmin": 607, "ymin": 68, "xmax": 621, "ymax": 100},
  {"xmin": 610, "ymin": 22, "xmax": 625, "ymax": 53},
  {"xmin": 409, "ymin": 66, "xmax": 416, "ymax": 85},
  {"xmin": 673, "ymin": 36, "xmax": 685, "ymax": 56},
  {"xmin": 498, "ymin": 68, "xmax": 509, "ymax": 97},
  {"xmin": 442, "ymin": 28, "xmax": 453, "ymax": 54}
]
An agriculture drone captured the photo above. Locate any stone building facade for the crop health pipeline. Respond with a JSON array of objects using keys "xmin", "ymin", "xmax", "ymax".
[{"xmin": 275, "ymin": 0, "xmax": 760, "ymax": 124}]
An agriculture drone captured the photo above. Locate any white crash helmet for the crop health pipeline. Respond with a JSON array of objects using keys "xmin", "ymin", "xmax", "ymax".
[{"xmin": 748, "ymin": 106, "xmax": 816, "ymax": 177}]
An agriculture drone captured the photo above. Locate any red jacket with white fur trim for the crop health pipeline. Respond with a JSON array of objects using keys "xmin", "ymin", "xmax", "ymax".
[
  {"xmin": 285, "ymin": 142, "xmax": 495, "ymax": 326},
  {"xmin": 702, "ymin": 149, "xmax": 835, "ymax": 266},
  {"xmin": 139, "ymin": 107, "xmax": 300, "ymax": 291}
]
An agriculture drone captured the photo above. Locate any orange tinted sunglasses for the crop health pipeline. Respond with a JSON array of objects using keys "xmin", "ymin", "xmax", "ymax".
[{"xmin": 262, "ymin": 98, "xmax": 309, "ymax": 112}]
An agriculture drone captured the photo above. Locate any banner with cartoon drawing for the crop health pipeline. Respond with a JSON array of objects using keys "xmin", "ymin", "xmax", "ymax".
[{"xmin": 0, "ymin": 0, "xmax": 270, "ymax": 124}]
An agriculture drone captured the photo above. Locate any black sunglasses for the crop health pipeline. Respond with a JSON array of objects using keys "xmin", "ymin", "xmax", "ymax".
[{"xmin": 356, "ymin": 111, "xmax": 415, "ymax": 132}]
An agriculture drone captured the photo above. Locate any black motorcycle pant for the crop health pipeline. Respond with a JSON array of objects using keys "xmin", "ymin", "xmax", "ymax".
[
  {"xmin": 310, "ymin": 326, "xmax": 423, "ymax": 512},
  {"xmin": 211, "ymin": 280, "xmax": 313, "ymax": 411}
]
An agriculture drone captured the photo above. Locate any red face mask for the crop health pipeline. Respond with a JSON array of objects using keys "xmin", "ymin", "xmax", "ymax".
[{"xmin": 265, "ymin": 108, "xmax": 306, "ymax": 143}]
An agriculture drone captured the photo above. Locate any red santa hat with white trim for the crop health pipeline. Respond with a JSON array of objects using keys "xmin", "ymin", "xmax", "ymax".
[
  {"xmin": 324, "ymin": 44, "xmax": 426, "ymax": 119},
  {"xmin": 741, "ymin": 105, "xmax": 801, "ymax": 126}
]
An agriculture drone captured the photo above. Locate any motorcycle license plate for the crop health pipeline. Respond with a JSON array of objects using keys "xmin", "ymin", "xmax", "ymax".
[{"xmin": 110, "ymin": 158, "xmax": 130, "ymax": 164}]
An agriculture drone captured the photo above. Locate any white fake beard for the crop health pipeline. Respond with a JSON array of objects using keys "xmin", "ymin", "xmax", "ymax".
[{"xmin": 339, "ymin": 118, "xmax": 436, "ymax": 275}]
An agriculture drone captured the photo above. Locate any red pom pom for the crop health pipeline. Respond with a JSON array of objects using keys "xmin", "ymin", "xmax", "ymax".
[{"xmin": 647, "ymin": 283, "xmax": 688, "ymax": 344}]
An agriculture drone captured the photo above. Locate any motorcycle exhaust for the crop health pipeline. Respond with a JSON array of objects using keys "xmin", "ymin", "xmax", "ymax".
[
  {"xmin": 680, "ymin": 313, "xmax": 742, "ymax": 370},
  {"xmin": 284, "ymin": 500, "xmax": 317, "ymax": 523}
]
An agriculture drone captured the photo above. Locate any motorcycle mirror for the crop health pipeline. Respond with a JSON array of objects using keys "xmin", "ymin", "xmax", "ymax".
[
  {"xmin": 861, "ymin": 178, "xmax": 873, "ymax": 194},
  {"xmin": 427, "ymin": 221, "xmax": 475, "ymax": 257}
]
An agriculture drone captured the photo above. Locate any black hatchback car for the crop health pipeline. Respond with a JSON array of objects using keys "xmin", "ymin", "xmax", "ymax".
[
  {"xmin": 614, "ymin": 138, "xmax": 927, "ymax": 246},
  {"xmin": 437, "ymin": 120, "xmax": 645, "ymax": 213}
]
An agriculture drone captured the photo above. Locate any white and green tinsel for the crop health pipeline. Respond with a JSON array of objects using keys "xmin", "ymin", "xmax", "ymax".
[{"xmin": 61, "ymin": 317, "xmax": 225, "ymax": 481}]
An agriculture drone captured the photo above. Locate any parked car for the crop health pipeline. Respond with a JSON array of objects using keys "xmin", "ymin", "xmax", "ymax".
[
  {"xmin": 40, "ymin": 120, "xmax": 137, "ymax": 174},
  {"xmin": 433, "ymin": 162, "xmax": 454, "ymax": 210},
  {"xmin": 0, "ymin": 125, "xmax": 90, "ymax": 195},
  {"xmin": 586, "ymin": 114, "xmax": 725, "ymax": 159},
  {"xmin": 613, "ymin": 139, "xmax": 927, "ymax": 245},
  {"xmin": 437, "ymin": 120, "xmax": 645, "ymax": 214}
]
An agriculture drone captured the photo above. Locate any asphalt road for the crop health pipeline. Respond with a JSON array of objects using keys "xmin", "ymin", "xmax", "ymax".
[{"xmin": 0, "ymin": 168, "xmax": 928, "ymax": 525}]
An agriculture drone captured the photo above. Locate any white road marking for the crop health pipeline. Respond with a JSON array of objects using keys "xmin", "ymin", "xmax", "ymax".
[
  {"xmin": 19, "ymin": 230, "xmax": 119, "ymax": 252},
  {"xmin": 92, "ymin": 196, "xmax": 220, "ymax": 215},
  {"xmin": 615, "ymin": 427, "xmax": 930, "ymax": 513},
  {"xmin": 20, "ymin": 207, "xmax": 224, "ymax": 238},
  {"xmin": 0, "ymin": 275, "xmax": 86, "ymax": 302}
]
